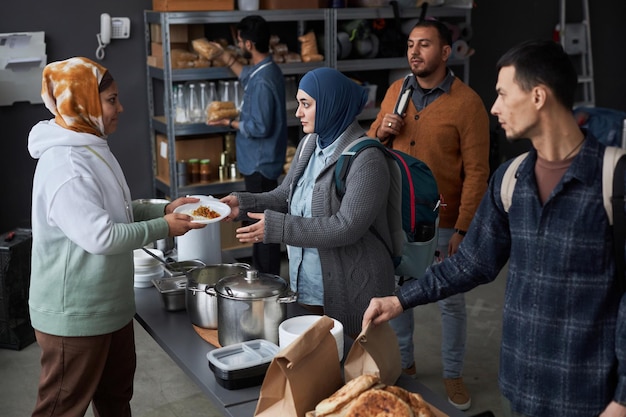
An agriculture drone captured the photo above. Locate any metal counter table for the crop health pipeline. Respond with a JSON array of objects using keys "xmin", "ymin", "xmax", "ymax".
[{"xmin": 134, "ymin": 284, "xmax": 467, "ymax": 417}]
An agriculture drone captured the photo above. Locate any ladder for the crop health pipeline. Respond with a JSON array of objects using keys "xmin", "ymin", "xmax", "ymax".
[{"xmin": 558, "ymin": 0, "xmax": 595, "ymax": 108}]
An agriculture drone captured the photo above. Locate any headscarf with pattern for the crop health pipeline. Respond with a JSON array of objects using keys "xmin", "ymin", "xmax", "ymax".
[
  {"xmin": 41, "ymin": 57, "xmax": 109, "ymax": 137},
  {"xmin": 298, "ymin": 67, "xmax": 368, "ymax": 149}
]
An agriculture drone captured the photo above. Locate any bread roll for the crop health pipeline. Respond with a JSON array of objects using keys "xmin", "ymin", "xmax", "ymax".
[
  {"xmin": 191, "ymin": 38, "xmax": 224, "ymax": 60},
  {"xmin": 345, "ymin": 389, "xmax": 413, "ymax": 417},
  {"xmin": 315, "ymin": 374, "xmax": 379, "ymax": 417},
  {"xmin": 207, "ymin": 101, "xmax": 238, "ymax": 122}
]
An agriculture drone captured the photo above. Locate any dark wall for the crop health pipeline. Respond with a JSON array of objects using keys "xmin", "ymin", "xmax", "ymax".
[
  {"xmin": 1, "ymin": 1, "xmax": 625, "ymax": 233},
  {"xmin": 1, "ymin": 1, "xmax": 153, "ymax": 233}
]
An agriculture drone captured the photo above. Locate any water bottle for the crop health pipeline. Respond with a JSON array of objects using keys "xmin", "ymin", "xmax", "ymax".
[
  {"xmin": 198, "ymin": 82, "xmax": 210, "ymax": 123},
  {"xmin": 174, "ymin": 84, "xmax": 187, "ymax": 123},
  {"xmin": 187, "ymin": 83, "xmax": 203, "ymax": 123}
]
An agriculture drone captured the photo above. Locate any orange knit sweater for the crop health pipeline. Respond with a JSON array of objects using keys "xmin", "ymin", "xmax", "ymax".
[{"xmin": 368, "ymin": 77, "xmax": 490, "ymax": 230}]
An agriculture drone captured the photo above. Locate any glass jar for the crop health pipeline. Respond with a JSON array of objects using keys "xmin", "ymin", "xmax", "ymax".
[
  {"xmin": 177, "ymin": 160, "xmax": 188, "ymax": 187},
  {"xmin": 188, "ymin": 158, "xmax": 200, "ymax": 183},
  {"xmin": 200, "ymin": 159, "xmax": 211, "ymax": 182}
]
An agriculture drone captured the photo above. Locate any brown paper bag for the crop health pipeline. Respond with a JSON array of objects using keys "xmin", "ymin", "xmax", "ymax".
[
  {"xmin": 254, "ymin": 316, "xmax": 342, "ymax": 417},
  {"xmin": 343, "ymin": 321, "xmax": 402, "ymax": 386}
]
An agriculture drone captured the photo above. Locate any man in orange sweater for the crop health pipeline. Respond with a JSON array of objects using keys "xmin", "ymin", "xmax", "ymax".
[{"xmin": 368, "ymin": 19, "xmax": 489, "ymax": 411}]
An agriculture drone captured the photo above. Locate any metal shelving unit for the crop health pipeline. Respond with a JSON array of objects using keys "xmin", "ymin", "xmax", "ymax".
[
  {"xmin": 331, "ymin": 6, "xmax": 471, "ymax": 82},
  {"xmin": 144, "ymin": 6, "xmax": 472, "ymax": 257},
  {"xmin": 144, "ymin": 6, "xmax": 472, "ymax": 200},
  {"xmin": 144, "ymin": 9, "xmax": 330, "ymax": 202}
]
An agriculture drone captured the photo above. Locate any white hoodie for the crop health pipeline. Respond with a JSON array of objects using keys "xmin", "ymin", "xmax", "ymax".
[{"xmin": 28, "ymin": 120, "xmax": 168, "ymax": 336}]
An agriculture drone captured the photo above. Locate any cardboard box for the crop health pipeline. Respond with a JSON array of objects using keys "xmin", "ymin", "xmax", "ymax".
[
  {"xmin": 153, "ymin": 0, "xmax": 235, "ymax": 11},
  {"xmin": 156, "ymin": 134, "xmax": 223, "ymax": 185},
  {"xmin": 150, "ymin": 23, "xmax": 189, "ymax": 44},
  {"xmin": 151, "ymin": 42, "xmax": 189, "ymax": 58},
  {"xmin": 147, "ymin": 55, "xmax": 164, "ymax": 68},
  {"xmin": 260, "ymin": 0, "xmax": 319, "ymax": 8}
]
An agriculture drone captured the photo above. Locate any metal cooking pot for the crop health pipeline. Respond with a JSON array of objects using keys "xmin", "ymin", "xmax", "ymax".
[
  {"xmin": 185, "ymin": 263, "xmax": 249, "ymax": 329},
  {"xmin": 214, "ymin": 269, "xmax": 297, "ymax": 346},
  {"xmin": 133, "ymin": 198, "xmax": 175, "ymax": 254}
]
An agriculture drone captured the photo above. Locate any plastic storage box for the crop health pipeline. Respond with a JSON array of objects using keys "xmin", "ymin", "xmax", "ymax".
[
  {"xmin": 0, "ymin": 229, "xmax": 35, "ymax": 350},
  {"xmin": 207, "ymin": 339, "xmax": 279, "ymax": 389}
]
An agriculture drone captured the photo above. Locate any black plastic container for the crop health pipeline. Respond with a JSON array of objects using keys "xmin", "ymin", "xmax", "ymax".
[{"xmin": 206, "ymin": 339, "xmax": 279, "ymax": 390}]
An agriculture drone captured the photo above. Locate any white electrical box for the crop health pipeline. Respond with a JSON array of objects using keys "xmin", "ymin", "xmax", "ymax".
[{"xmin": 0, "ymin": 31, "xmax": 46, "ymax": 106}]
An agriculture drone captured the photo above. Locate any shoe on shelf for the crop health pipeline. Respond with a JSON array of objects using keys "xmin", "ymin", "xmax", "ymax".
[
  {"xmin": 402, "ymin": 362, "xmax": 417, "ymax": 379},
  {"xmin": 444, "ymin": 377, "xmax": 471, "ymax": 411}
]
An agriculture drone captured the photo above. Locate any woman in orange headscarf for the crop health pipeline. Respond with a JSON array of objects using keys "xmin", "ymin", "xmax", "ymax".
[{"xmin": 27, "ymin": 57, "xmax": 203, "ymax": 417}]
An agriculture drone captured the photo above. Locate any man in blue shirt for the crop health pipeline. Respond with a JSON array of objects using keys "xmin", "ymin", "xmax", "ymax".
[
  {"xmin": 363, "ymin": 39, "xmax": 626, "ymax": 417},
  {"xmin": 211, "ymin": 15, "xmax": 287, "ymax": 275}
]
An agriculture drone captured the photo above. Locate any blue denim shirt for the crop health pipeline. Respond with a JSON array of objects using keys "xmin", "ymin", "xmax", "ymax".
[
  {"xmin": 237, "ymin": 56, "xmax": 287, "ymax": 179},
  {"xmin": 398, "ymin": 133, "xmax": 626, "ymax": 416}
]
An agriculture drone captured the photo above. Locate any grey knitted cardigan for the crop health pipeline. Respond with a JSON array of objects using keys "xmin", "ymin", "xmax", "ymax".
[{"xmin": 233, "ymin": 121, "xmax": 396, "ymax": 335}]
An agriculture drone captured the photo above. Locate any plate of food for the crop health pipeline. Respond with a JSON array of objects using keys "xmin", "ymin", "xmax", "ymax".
[{"xmin": 174, "ymin": 200, "xmax": 231, "ymax": 224}]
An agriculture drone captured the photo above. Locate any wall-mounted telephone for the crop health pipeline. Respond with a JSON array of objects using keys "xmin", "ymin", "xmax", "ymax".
[{"xmin": 96, "ymin": 13, "xmax": 131, "ymax": 60}]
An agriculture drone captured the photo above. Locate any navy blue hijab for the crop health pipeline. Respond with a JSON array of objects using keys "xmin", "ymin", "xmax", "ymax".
[{"xmin": 298, "ymin": 68, "xmax": 368, "ymax": 149}]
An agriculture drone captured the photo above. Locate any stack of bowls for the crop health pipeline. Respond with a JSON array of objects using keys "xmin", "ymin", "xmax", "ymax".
[
  {"xmin": 133, "ymin": 248, "xmax": 164, "ymax": 288},
  {"xmin": 278, "ymin": 315, "xmax": 344, "ymax": 361}
]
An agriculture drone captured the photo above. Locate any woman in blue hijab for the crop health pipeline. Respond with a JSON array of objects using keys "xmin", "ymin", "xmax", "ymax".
[{"xmin": 221, "ymin": 68, "xmax": 395, "ymax": 336}]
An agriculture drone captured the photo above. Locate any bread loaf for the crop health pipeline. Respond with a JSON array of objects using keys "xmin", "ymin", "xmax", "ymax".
[
  {"xmin": 207, "ymin": 101, "xmax": 238, "ymax": 122},
  {"xmin": 314, "ymin": 374, "xmax": 379, "ymax": 417},
  {"xmin": 310, "ymin": 374, "xmax": 436, "ymax": 417},
  {"xmin": 191, "ymin": 38, "xmax": 224, "ymax": 60}
]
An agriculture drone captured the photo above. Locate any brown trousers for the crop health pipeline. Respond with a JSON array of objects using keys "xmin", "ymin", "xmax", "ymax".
[{"xmin": 32, "ymin": 320, "xmax": 136, "ymax": 417}]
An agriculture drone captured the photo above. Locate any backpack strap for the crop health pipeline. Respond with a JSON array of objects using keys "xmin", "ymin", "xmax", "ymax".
[
  {"xmin": 335, "ymin": 137, "xmax": 382, "ymax": 197},
  {"xmin": 501, "ymin": 152, "xmax": 529, "ymax": 213},
  {"xmin": 603, "ymin": 146, "xmax": 626, "ymax": 225},
  {"xmin": 334, "ymin": 137, "xmax": 402, "ymax": 262},
  {"xmin": 501, "ymin": 147, "xmax": 626, "ymax": 289},
  {"xmin": 606, "ymin": 146, "xmax": 626, "ymax": 291}
]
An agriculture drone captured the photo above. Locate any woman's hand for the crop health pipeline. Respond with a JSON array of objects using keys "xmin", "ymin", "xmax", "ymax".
[
  {"xmin": 164, "ymin": 197, "xmax": 200, "ymax": 214},
  {"xmin": 164, "ymin": 213, "xmax": 205, "ymax": 237},
  {"xmin": 236, "ymin": 212, "xmax": 265, "ymax": 243},
  {"xmin": 220, "ymin": 195, "xmax": 240, "ymax": 221}
]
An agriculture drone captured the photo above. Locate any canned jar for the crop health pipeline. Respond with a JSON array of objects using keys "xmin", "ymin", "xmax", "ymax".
[
  {"xmin": 200, "ymin": 159, "xmax": 211, "ymax": 182},
  {"xmin": 188, "ymin": 158, "xmax": 200, "ymax": 183},
  {"xmin": 229, "ymin": 163, "xmax": 238, "ymax": 179},
  {"xmin": 218, "ymin": 165, "xmax": 227, "ymax": 181},
  {"xmin": 177, "ymin": 160, "xmax": 188, "ymax": 186}
]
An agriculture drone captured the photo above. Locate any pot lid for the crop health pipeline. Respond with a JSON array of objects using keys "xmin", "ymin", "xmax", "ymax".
[
  {"xmin": 215, "ymin": 270, "xmax": 288, "ymax": 299},
  {"xmin": 187, "ymin": 264, "xmax": 248, "ymax": 286}
]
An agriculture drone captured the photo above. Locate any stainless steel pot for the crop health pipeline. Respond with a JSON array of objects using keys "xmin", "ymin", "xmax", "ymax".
[
  {"xmin": 214, "ymin": 269, "xmax": 297, "ymax": 346},
  {"xmin": 185, "ymin": 263, "xmax": 249, "ymax": 329},
  {"xmin": 133, "ymin": 198, "xmax": 175, "ymax": 254}
]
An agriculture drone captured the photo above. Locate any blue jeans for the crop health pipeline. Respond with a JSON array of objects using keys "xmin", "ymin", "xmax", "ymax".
[{"xmin": 389, "ymin": 228, "xmax": 467, "ymax": 378}]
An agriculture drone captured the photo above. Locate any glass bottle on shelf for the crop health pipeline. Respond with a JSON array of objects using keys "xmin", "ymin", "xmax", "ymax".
[
  {"xmin": 187, "ymin": 83, "xmax": 203, "ymax": 123},
  {"xmin": 233, "ymin": 80, "xmax": 243, "ymax": 111},
  {"xmin": 198, "ymin": 82, "xmax": 215, "ymax": 122},
  {"xmin": 219, "ymin": 80, "xmax": 233, "ymax": 104},
  {"xmin": 174, "ymin": 84, "xmax": 187, "ymax": 123}
]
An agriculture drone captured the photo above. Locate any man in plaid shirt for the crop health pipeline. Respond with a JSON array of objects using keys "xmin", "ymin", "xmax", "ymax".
[{"xmin": 363, "ymin": 39, "xmax": 626, "ymax": 417}]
